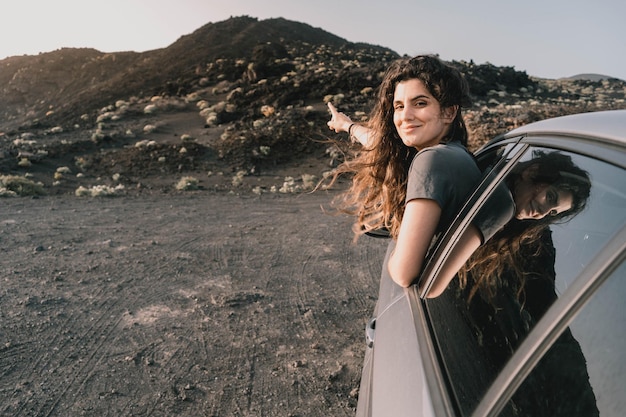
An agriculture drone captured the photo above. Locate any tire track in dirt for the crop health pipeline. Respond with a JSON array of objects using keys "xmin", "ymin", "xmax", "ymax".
[
  {"xmin": 1, "ymin": 192, "xmax": 380, "ymax": 416},
  {"xmin": 1, "ymin": 201, "xmax": 128, "ymax": 415},
  {"xmin": 1, "ymin": 198, "xmax": 176, "ymax": 416},
  {"xmin": 6, "ymin": 256, "xmax": 141, "ymax": 416}
]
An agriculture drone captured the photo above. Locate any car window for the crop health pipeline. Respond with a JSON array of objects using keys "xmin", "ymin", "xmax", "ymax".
[
  {"xmin": 497, "ymin": 261, "xmax": 625, "ymax": 417},
  {"xmin": 423, "ymin": 145, "xmax": 626, "ymax": 416}
]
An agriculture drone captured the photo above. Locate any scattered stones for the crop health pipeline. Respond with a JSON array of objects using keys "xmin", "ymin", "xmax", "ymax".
[{"xmin": 0, "ymin": 17, "xmax": 624, "ymax": 197}]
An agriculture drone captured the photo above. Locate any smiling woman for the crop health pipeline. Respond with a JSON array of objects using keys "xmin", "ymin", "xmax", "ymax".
[
  {"xmin": 352, "ymin": 110, "xmax": 626, "ymax": 417},
  {"xmin": 324, "ymin": 55, "xmax": 480, "ymax": 292},
  {"xmin": 391, "ymin": 79, "xmax": 458, "ymax": 150}
]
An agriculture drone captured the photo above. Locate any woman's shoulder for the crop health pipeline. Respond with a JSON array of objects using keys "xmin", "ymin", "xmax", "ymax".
[
  {"xmin": 418, "ymin": 140, "xmax": 470, "ymax": 155},
  {"xmin": 412, "ymin": 140, "xmax": 476, "ymax": 167}
]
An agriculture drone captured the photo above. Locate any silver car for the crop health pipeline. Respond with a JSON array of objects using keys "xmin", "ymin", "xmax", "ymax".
[{"xmin": 357, "ymin": 109, "xmax": 626, "ymax": 417}]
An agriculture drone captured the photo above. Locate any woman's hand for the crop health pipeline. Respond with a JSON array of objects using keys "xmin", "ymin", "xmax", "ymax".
[
  {"xmin": 327, "ymin": 102, "xmax": 372, "ymax": 147},
  {"xmin": 327, "ymin": 102, "xmax": 353, "ymax": 133}
]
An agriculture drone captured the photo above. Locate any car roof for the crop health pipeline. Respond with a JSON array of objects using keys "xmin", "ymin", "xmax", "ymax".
[{"xmin": 501, "ymin": 109, "xmax": 626, "ymax": 145}]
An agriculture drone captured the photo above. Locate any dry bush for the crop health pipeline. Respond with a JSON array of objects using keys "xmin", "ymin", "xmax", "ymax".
[
  {"xmin": 75, "ymin": 184, "xmax": 125, "ymax": 197},
  {"xmin": 0, "ymin": 175, "xmax": 45, "ymax": 197},
  {"xmin": 176, "ymin": 176, "xmax": 199, "ymax": 191}
]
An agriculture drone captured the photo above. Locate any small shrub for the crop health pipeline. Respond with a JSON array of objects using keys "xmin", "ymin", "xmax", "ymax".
[
  {"xmin": 0, "ymin": 175, "xmax": 45, "ymax": 197},
  {"xmin": 301, "ymin": 174, "xmax": 317, "ymax": 190},
  {"xmin": 134, "ymin": 140, "xmax": 157, "ymax": 148},
  {"xmin": 75, "ymin": 184, "xmax": 125, "ymax": 197},
  {"xmin": 261, "ymin": 105, "xmax": 275, "ymax": 117},
  {"xmin": 75, "ymin": 156, "xmax": 91, "ymax": 171},
  {"xmin": 0, "ymin": 187, "xmax": 17, "ymax": 197},
  {"xmin": 231, "ymin": 171, "xmax": 246, "ymax": 187},
  {"xmin": 279, "ymin": 176, "xmax": 298, "ymax": 193},
  {"xmin": 176, "ymin": 176, "xmax": 199, "ymax": 191}
]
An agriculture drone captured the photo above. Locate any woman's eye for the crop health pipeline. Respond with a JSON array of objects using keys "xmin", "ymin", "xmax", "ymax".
[
  {"xmin": 549, "ymin": 209, "xmax": 558, "ymax": 216},
  {"xmin": 547, "ymin": 189, "xmax": 557, "ymax": 204}
]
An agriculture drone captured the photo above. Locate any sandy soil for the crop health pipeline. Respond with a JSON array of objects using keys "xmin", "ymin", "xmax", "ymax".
[{"xmin": 1, "ymin": 190, "xmax": 387, "ymax": 416}]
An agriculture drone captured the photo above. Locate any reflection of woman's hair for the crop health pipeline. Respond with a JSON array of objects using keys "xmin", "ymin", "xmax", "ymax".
[
  {"xmin": 512, "ymin": 150, "xmax": 591, "ymax": 222},
  {"xmin": 330, "ymin": 55, "xmax": 472, "ymax": 239},
  {"xmin": 460, "ymin": 151, "xmax": 591, "ymax": 301}
]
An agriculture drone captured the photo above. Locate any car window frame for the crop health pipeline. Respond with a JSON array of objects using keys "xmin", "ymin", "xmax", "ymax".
[{"xmin": 512, "ymin": 133, "xmax": 626, "ymax": 169}]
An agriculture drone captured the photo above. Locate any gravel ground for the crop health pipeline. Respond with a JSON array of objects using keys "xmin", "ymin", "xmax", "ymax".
[{"xmin": 1, "ymin": 191, "xmax": 387, "ymax": 417}]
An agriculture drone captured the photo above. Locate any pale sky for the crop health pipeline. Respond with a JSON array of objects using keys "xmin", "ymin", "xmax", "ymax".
[{"xmin": 2, "ymin": 0, "xmax": 624, "ymax": 80}]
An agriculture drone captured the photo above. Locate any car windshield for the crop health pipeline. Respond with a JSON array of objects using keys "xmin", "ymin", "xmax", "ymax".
[{"xmin": 424, "ymin": 145, "xmax": 626, "ymax": 416}]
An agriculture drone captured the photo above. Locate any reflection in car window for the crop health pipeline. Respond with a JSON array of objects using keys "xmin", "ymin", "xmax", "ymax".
[
  {"xmin": 499, "ymin": 262, "xmax": 625, "ymax": 417},
  {"xmin": 424, "ymin": 146, "xmax": 626, "ymax": 416}
]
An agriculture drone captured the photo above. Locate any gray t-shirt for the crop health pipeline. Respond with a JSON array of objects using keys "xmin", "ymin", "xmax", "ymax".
[
  {"xmin": 405, "ymin": 141, "xmax": 515, "ymax": 242},
  {"xmin": 405, "ymin": 140, "xmax": 482, "ymax": 234},
  {"xmin": 376, "ymin": 140, "xmax": 483, "ymax": 300}
]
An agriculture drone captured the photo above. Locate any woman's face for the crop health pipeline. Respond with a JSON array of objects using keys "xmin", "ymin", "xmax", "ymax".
[
  {"xmin": 513, "ymin": 167, "xmax": 574, "ymax": 220},
  {"xmin": 392, "ymin": 79, "xmax": 455, "ymax": 150}
]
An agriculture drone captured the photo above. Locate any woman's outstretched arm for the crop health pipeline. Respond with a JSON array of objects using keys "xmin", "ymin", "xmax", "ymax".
[{"xmin": 326, "ymin": 102, "xmax": 372, "ymax": 147}]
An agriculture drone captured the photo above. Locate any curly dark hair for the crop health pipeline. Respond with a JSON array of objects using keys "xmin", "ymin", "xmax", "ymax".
[{"xmin": 330, "ymin": 55, "xmax": 472, "ymax": 239}]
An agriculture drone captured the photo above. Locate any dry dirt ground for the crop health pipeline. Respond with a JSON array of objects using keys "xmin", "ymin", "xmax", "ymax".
[{"xmin": 1, "ymin": 190, "xmax": 388, "ymax": 416}]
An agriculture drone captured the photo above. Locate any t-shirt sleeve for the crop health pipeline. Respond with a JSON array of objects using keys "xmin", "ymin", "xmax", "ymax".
[
  {"xmin": 405, "ymin": 148, "xmax": 454, "ymax": 208},
  {"xmin": 472, "ymin": 182, "xmax": 516, "ymax": 243}
]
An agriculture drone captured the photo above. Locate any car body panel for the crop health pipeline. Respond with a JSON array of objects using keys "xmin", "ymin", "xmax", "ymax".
[{"xmin": 502, "ymin": 109, "xmax": 626, "ymax": 146}]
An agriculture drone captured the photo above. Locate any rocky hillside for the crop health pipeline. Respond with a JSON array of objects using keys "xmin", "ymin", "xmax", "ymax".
[{"xmin": 1, "ymin": 16, "xmax": 625, "ymax": 196}]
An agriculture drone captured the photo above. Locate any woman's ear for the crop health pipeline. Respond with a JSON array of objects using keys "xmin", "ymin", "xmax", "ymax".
[{"xmin": 442, "ymin": 105, "xmax": 458, "ymax": 123}]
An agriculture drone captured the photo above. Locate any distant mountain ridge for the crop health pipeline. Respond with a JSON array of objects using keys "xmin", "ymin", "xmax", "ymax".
[
  {"xmin": 564, "ymin": 73, "xmax": 622, "ymax": 82},
  {"xmin": 0, "ymin": 15, "xmax": 624, "ymax": 137},
  {"xmin": 0, "ymin": 16, "xmax": 393, "ymax": 132}
]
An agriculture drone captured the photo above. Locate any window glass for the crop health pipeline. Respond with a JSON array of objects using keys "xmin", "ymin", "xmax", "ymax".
[
  {"xmin": 424, "ymin": 145, "xmax": 626, "ymax": 416},
  {"xmin": 499, "ymin": 261, "xmax": 625, "ymax": 417}
]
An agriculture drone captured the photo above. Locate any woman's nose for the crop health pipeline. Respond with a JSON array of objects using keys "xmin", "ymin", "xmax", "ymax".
[
  {"xmin": 535, "ymin": 199, "xmax": 556, "ymax": 218},
  {"xmin": 399, "ymin": 107, "xmax": 414, "ymax": 121},
  {"xmin": 536, "ymin": 204, "xmax": 549, "ymax": 218}
]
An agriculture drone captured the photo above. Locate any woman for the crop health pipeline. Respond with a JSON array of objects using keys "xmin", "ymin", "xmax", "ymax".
[{"xmin": 326, "ymin": 55, "xmax": 483, "ymax": 296}]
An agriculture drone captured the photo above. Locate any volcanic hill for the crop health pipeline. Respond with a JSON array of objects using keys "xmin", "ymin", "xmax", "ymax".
[{"xmin": 1, "ymin": 16, "xmax": 625, "ymax": 196}]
